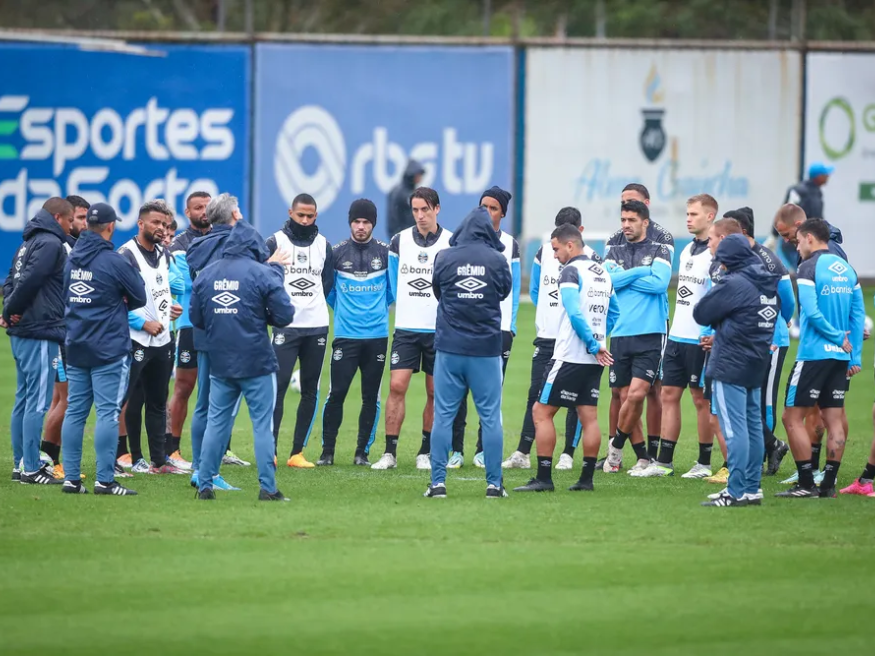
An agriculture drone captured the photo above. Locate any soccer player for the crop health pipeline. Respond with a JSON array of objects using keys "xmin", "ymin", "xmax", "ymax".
[
  {"xmin": 373, "ymin": 187, "xmax": 453, "ymax": 470},
  {"xmin": 3, "ymin": 197, "xmax": 72, "ymax": 484},
  {"xmin": 118, "ymin": 200, "xmax": 184, "ymax": 474},
  {"xmin": 777, "ymin": 219, "xmax": 864, "ymax": 499},
  {"xmin": 192, "ymin": 221, "xmax": 295, "ymax": 502},
  {"xmin": 266, "ymin": 193, "xmax": 334, "ymax": 468},
  {"xmin": 602, "ymin": 200, "xmax": 672, "ymax": 474},
  {"xmin": 452, "ymin": 186, "xmax": 520, "ymax": 469},
  {"xmin": 166, "ymin": 191, "xmax": 212, "ymax": 468},
  {"xmin": 603, "ymin": 183, "xmax": 674, "ymax": 465},
  {"xmin": 503, "ymin": 207, "xmax": 600, "ymax": 470},
  {"xmin": 319, "ymin": 199, "xmax": 393, "ymax": 466},
  {"xmin": 514, "ymin": 224, "xmax": 617, "ymax": 493},
  {"xmin": 635, "ymin": 194, "xmax": 717, "ymax": 478},
  {"xmin": 693, "ymin": 232, "xmax": 780, "ymax": 507},
  {"xmin": 60, "ymin": 203, "xmax": 147, "ymax": 496},
  {"xmin": 424, "ymin": 207, "xmax": 512, "ymax": 498}
]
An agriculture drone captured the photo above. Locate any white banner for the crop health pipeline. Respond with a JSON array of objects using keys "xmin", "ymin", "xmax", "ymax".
[
  {"xmin": 805, "ymin": 53, "xmax": 875, "ymax": 276},
  {"xmin": 523, "ymin": 48, "xmax": 802, "ymax": 247}
]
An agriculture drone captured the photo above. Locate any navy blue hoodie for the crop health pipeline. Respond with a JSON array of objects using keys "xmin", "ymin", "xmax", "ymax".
[
  {"xmin": 190, "ymin": 221, "xmax": 294, "ymax": 379},
  {"xmin": 186, "ymin": 223, "xmax": 234, "ymax": 352},
  {"xmin": 693, "ymin": 234, "xmax": 780, "ymax": 388},
  {"xmin": 432, "ymin": 207, "xmax": 512, "ymax": 357},
  {"xmin": 63, "ymin": 230, "xmax": 148, "ymax": 368},
  {"xmin": 3, "ymin": 209, "xmax": 68, "ymax": 343}
]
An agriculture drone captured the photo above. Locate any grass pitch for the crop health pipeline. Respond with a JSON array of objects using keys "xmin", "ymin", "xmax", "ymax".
[{"xmin": 2, "ymin": 293, "xmax": 875, "ymax": 656}]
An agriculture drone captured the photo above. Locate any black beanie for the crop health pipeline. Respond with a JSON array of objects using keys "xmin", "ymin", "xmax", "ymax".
[
  {"xmin": 480, "ymin": 186, "xmax": 512, "ymax": 217},
  {"xmin": 349, "ymin": 198, "xmax": 377, "ymax": 226}
]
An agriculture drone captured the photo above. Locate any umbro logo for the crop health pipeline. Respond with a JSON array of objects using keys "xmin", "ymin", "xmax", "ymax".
[
  {"xmin": 455, "ymin": 277, "xmax": 487, "ymax": 292},
  {"xmin": 758, "ymin": 307, "xmax": 778, "ymax": 322},
  {"xmin": 407, "ymin": 278, "xmax": 431, "ymax": 291},
  {"xmin": 548, "ymin": 289, "xmax": 559, "ymax": 300},
  {"xmin": 289, "ymin": 278, "xmax": 315, "ymax": 291},
  {"xmin": 69, "ymin": 281, "xmax": 94, "ymax": 296},
  {"xmin": 677, "ymin": 286, "xmax": 693, "ymax": 299},
  {"xmin": 212, "ymin": 292, "xmax": 240, "ymax": 308},
  {"xmin": 828, "ymin": 261, "xmax": 848, "ymax": 275}
]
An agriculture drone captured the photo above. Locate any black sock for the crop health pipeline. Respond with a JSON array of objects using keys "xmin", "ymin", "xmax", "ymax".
[
  {"xmin": 797, "ymin": 460, "xmax": 815, "ymax": 489},
  {"xmin": 579, "ymin": 456, "xmax": 597, "ymax": 483},
  {"xmin": 811, "ymin": 443, "xmax": 822, "ymax": 471},
  {"xmin": 721, "ymin": 460, "xmax": 729, "ymax": 471},
  {"xmin": 164, "ymin": 432, "xmax": 174, "ymax": 455},
  {"xmin": 116, "ymin": 435, "xmax": 128, "ymax": 459},
  {"xmin": 647, "ymin": 435, "xmax": 660, "ymax": 460},
  {"xmin": 518, "ymin": 434, "xmax": 534, "ymax": 455},
  {"xmin": 417, "ymin": 431, "xmax": 431, "ymax": 456},
  {"xmin": 385, "ymin": 435, "xmax": 398, "ymax": 457},
  {"xmin": 537, "ymin": 456, "xmax": 553, "ymax": 482},
  {"xmin": 612, "ymin": 429, "xmax": 630, "ymax": 450},
  {"xmin": 698, "ymin": 443, "xmax": 713, "ymax": 467},
  {"xmin": 632, "ymin": 441, "xmax": 649, "ymax": 461},
  {"xmin": 821, "ymin": 460, "xmax": 841, "ymax": 489},
  {"xmin": 172, "ymin": 436, "xmax": 181, "ymax": 454},
  {"xmin": 764, "ymin": 431, "xmax": 777, "ymax": 456},
  {"xmin": 41, "ymin": 440, "xmax": 60, "ymax": 465},
  {"xmin": 657, "ymin": 438, "xmax": 676, "ymax": 465},
  {"xmin": 562, "ymin": 443, "xmax": 576, "ymax": 458},
  {"xmin": 860, "ymin": 462, "xmax": 875, "ymax": 483}
]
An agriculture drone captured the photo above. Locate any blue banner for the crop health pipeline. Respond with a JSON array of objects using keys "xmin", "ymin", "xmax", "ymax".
[
  {"xmin": 254, "ymin": 44, "xmax": 514, "ymax": 246},
  {"xmin": 0, "ymin": 43, "xmax": 250, "ymax": 269}
]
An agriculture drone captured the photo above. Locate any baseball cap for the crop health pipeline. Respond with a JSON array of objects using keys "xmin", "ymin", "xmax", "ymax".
[
  {"xmin": 808, "ymin": 162, "xmax": 835, "ymax": 179},
  {"xmin": 86, "ymin": 202, "xmax": 120, "ymax": 224}
]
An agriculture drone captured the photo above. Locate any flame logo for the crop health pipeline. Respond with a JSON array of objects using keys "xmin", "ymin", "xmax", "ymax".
[{"xmin": 645, "ymin": 64, "xmax": 664, "ymax": 105}]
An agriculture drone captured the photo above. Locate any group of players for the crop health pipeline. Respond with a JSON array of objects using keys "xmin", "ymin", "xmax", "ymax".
[{"xmin": 5, "ymin": 179, "xmax": 874, "ymax": 502}]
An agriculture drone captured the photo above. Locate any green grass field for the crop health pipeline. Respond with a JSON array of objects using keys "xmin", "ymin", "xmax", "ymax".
[{"xmin": 2, "ymin": 292, "xmax": 875, "ymax": 656}]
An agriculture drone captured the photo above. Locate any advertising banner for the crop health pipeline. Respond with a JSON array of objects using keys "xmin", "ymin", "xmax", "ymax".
[
  {"xmin": 254, "ymin": 44, "xmax": 514, "ymax": 246},
  {"xmin": 0, "ymin": 44, "xmax": 250, "ymax": 269},
  {"xmin": 805, "ymin": 53, "xmax": 875, "ymax": 275},
  {"xmin": 523, "ymin": 48, "xmax": 801, "ymax": 260}
]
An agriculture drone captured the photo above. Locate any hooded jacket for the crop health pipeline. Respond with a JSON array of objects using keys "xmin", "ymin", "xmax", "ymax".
[
  {"xmin": 187, "ymin": 223, "xmax": 234, "ymax": 352},
  {"xmin": 63, "ymin": 230, "xmax": 148, "ymax": 368},
  {"xmin": 190, "ymin": 221, "xmax": 294, "ymax": 379},
  {"xmin": 796, "ymin": 221, "xmax": 847, "ymax": 263},
  {"xmin": 2, "ymin": 209, "xmax": 69, "ymax": 343},
  {"xmin": 386, "ymin": 160, "xmax": 425, "ymax": 238},
  {"xmin": 693, "ymin": 234, "xmax": 780, "ymax": 388},
  {"xmin": 432, "ymin": 207, "xmax": 512, "ymax": 357}
]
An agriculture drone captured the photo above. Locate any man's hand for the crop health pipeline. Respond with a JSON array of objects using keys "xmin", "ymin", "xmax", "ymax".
[
  {"xmin": 842, "ymin": 331, "xmax": 852, "ymax": 353},
  {"xmin": 0, "ymin": 317, "xmax": 6, "ymax": 329},
  {"xmin": 8, "ymin": 314, "xmax": 21, "ymax": 326},
  {"xmin": 143, "ymin": 320, "xmax": 164, "ymax": 336},
  {"xmin": 268, "ymin": 248, "xmax": 292, "ymax": 266},
  {"xmin": 170, "ymin": 304, "xmax": 183, "ymax": 320},
  {"xmin": 596, "ymin": 347, "xmax": 614, "ymax": 367},
  {"xmin": 848, "ymin": 365, "xmax": 862, "ymax": 378},
  {"xmin": 699, "ymin": 335, "xmax": 713, "ymax": 352}
]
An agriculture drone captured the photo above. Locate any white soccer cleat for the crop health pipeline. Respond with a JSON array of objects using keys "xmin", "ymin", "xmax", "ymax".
[
  {"xmin": 415, "ymin": 454, "xmax": 431, "ymax": 470},
  {"xmin": 603, "ymin": 444, "xmax": 623, "ymax": 473},
  {"xmin": 473, "ymin": 452, "xmax": 485, "ymax": 468},
  {"xmin": 446, "ymin": 452, "xmax": 464, "ymax": 469},
  {"xmin": 502, "ymin": 451, "xmax": 531, "ymax": 469},
  {"xmin": 681, "ymin": 462, "xmax": 713, "ymax": 479},
  {"xmin": 627, "ymin": 458, "xmax": 652, "ymax": 475},
  {"xmin": 371, "ymin": 453, "xmax": 397, "ymax": 470},
  {"xmin": 555, "ymin": 453, "xmax": 574, "ymax": 470},
  {"xmin": 707, "ymin": 487, "xmax": 728, "ymax": 500},
  {"xmin": 630, "ymin": 462, "xmax": 673, "ymax": 478}
]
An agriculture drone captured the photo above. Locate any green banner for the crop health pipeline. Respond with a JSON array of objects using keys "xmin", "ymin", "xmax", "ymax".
[{"xmin": 860, "ymin": 182, "xmax": 875, "ymax": 202}]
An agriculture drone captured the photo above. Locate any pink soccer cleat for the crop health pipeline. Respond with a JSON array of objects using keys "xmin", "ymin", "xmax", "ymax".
[{"xmin": 840, "ymin": 479, "xmax": 873, "ymax": 496}]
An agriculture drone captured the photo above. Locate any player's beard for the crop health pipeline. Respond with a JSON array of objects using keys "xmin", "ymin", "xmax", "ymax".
[{"xmin": 190, "ymin": 215, "xmax": 210, "ymax": 232}]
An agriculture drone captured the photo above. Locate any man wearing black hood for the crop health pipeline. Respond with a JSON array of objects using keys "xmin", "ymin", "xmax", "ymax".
[
  {"xmin": 693, "ymin": 230, "xmax": 780, "ymax": 507},
  {"xmin": 3, "ymin": 197, "xmax": 72, "ymax": 484},
  {"xmin": 386, "ymin": 159, "xmax": 424, "ymax": 239},
  {"xmin": 266, "ymin": 193, "xmax": 334, "ymax": 468}
]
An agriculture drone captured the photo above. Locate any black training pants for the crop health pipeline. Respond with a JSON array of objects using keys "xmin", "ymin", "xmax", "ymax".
[
  {"xmin": 273, "ymin": 331, "xmax": 328, "ymax": 456},
  {"xmin": 123, "ymin": 340, "xmax": 174, "ymax": 467}
]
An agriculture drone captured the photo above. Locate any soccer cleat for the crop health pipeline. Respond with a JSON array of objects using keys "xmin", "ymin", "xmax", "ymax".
[
  {"xmin": 52, "ymin": 463, "xmax": 65, "ymax": 479},
  {"xmin": 212, "ymin": 475, "xmax": 241, "ymax": 491},
  {"xmin": 316, "ymin": 453, "xmax": 335, "ymax": 467},
  {"xmin": 190, "ymin": 471, "xmax": 199, "ymax": 488},
  {"xmin": 742, "ymin": 490, "xmax": 764, "ymax": 506},
  {"xmin": 707, "ymin": 487, "xmax": 728, "ymax": 500},
  {"xmin": 502, "ymin": 451, "xmax": 531, "ymax": 469},
  {"xmin": 765, "ymin": 440, "xmax": 790, "ymax": 476},
  {"xmin": 20, "ymin": 466, "xmax": 62, "ymax": 485},
  {"xmin": 424, "ymin": 483, "xmax": 447, "ymax": 498},
  {"xmin": 819, "ymin": 486, "xmax": 837, "ymax": 499},
  {"xmin": 840, "ymin": 479, "xmax": 874, "ymax": 496},
  {"xmin": 630, "ymin": 462, "xmax": 673, "ymax": 478},
  {"xmin": 258, "ymin": 488, "xmax": 290, "ymax": 502},
  {"xmin": 447, "ymin": 452, "xmax": 464, "ymax": 469},
  {"xmin": 701, "ymin": 492, "xmax": 748, "ymax": 507},
  {"xmin": 513, "ymin": 477, "xmax": 555, "ymax": 493},
  {"xmin": 222, "ymin": 451, "xmax": 251, "ymax": 466},
  {"xmin": 371, "ymin": 453, "xmax": 397, "ymax": 470},
  {"xmin": 775, "ymin": 484, "xmax": 819, "ymax": 499},
  {"xmin": 705, "ymin": 467, "xmax": 729, "ymax": 484},
  {"xmin": 486, "ymin": 484, "xmax": 509, "ymax": 498},
  {"xmin": 131, "ymin": 458, "xmax": 150, "ymax": 474},
  {"xmin": 568, "ymin": 479, "xmax": 594, "ymax": 492},
  {"xmin": 627, "ymin": 459, "xmax": 652, "ymax": 475},
  {"xmin": 353, "ymin": 454, "xmax": 370, "ymax": 467},
  {"xmin": 167, "ymin": 451, "xmax": 192, "ymax": 471},
  {"xmin": 681, "ymin": 463, "xmax": 713, "ymax": 479},
  {"xmin": 555, "ymin": 453, "xmax": 574, "ymax": 470},
  {"xmin": 149, "ymin": 462, "xmax": 188, "ymax": 475},
  {"xmin": 287, "ymin": 453, "xmax": 315, "ymax": 469},
  {"xmin": 415, "ymin": 454, "xmax": 432, "ymax": 470},
  {"xmin": 197, "ymin": 487, "xmax": 216, "ymax": 500},
  {"xmin": 473, "ymin": 452, "xmax": 485, "ymax": 468},
  {"xmin": 780, "ymin": 470, "xmax": 799, "ymax": 484},
  {"xmin": 117, "ymin": 453, "xmax": 133, "ymax": 469},
  {"xmin": 94, "ymin": 481, "xmax": 137, "ymax": 496},
  {"xmin": 11, "ymin": 468, "xmax": 20, "ymax": 482},
  {"xmin": 603, "ymin": 444, "xmax": 623, "ymax": 473},
  {"xmin": 813, "ymin": 470, "xmax": 826, "ymax": 486},
  {"xmin": 62, "ymin": 480, "xmax": 88, "ymax": 494},
  {"xmin": 114, "ymin": 462, "xmax": 133, "ymax": 479}
]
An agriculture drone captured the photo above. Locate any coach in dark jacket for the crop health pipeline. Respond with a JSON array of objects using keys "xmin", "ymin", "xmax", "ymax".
[
  {"xmin": 425, "ymin": 207, "xmax": 512, "ymax": 498},
  {"xmin": 190, "ymin": 219, "xmax": 294, "ymax": 501},
  {"xmin": 693, "ymin": 233, "xmax": 780, "ymax": 507},
  {"xmin": 386, "ymin": 159, "xmax": 425, "ymax": 239}
]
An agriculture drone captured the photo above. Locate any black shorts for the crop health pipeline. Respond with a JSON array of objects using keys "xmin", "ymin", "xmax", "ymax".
[
  {"xmin": 54, "ymin": 343, "xmax": 67, "ymax": 384},
  {"xmin": 661, "ymin": 339, "xmax": 707, "ymax": 389},
  {"xmin": 785, "ymin": 359, "xmax": 849, "ymax": 409},
  {"xmin": 538, "ymin": 360, "xmax": 603, "ymax": 408},
  {"xmin": 175, "ymin": 327, "xmax": 197, "ymax": 369},
  {"xmin": 608, "ymin": 334, "xmax": 664, "ymax": 389},
  {"xmin": 390, "ymin": 329, "xmax": 436, "ymax": 376}
]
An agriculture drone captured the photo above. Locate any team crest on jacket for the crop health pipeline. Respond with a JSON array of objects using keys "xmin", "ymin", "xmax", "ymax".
[
  {"xmin": 297, "ymin": 251, "xmax": 308, "ymax": 264},
  {"xmin": 274, "ymin": 333, "xmax": 286, "ymax": 346},
  {"xmin": 134, "ymin": 349, "xmax": 145, "ymax": 362},
  {"xmin": 155, "ymin": 273, "xmax": 163, "ymax": 285},
  {"xmin": 418, "ymin": 251, "xmax": 428, "ymax": 264},
  {"xmin": 370, "ymin": 257, "xmax": 382, "ymax": 271},
  {"xmin": 641, "ymin": 256, "xmax": 653, "ymax": 266},
  {"xmin": 685, "ymin": 259, "xmax": 694, "ymax": 271},
  {"xmin": 333, "ymin": 348, "xmax": 343, "ymax": 361}
]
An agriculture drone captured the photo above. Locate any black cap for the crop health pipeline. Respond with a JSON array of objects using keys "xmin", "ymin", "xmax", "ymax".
[
  {"xmin": 349, "ymin": 198, "xmax": 377, "ymax": 226},
  {"xmin": 86, "ymin": 202, "xmax": 120, "ymax": 225}
]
